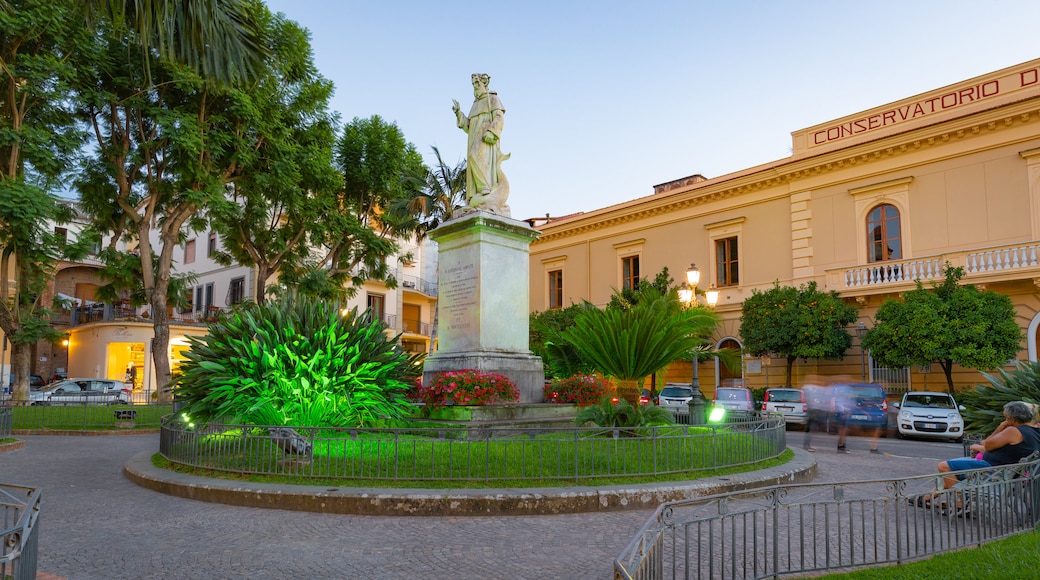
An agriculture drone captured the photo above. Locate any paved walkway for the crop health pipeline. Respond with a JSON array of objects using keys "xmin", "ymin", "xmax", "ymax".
[{"xmin": 0, "ymin": 433, "xmax": 941, "ymax": 580}]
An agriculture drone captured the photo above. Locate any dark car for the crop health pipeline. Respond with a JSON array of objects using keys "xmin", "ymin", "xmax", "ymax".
[
  {"xmin": 833, "ymin": 383, "xmax": 889, "ymax": 431},
  {"xmin": 8, "ymin": 374, "xmax": 46, "ymax": 389}
]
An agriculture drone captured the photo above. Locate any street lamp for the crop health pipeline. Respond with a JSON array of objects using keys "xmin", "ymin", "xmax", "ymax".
[
  {"xmin": 679, "ymin": 262, "xmax": 719, "ymax": 424},
  {"xmin": 679, "ymin": 266, "xmax": 721, "ymax": 385},
  {"xmin": 855, "ymin": 321, "xmax": 868, "ymax": 380}
]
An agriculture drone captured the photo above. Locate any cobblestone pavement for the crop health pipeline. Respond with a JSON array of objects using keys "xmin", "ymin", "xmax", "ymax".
[{"xmin": 0, "ymin": 433, "xmax": 942, "ymax": 580}]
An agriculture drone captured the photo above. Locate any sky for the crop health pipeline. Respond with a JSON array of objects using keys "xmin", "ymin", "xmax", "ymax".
[{"xmin": 262, "ymin": 0, "xmax": 1040, "ymax": 221}]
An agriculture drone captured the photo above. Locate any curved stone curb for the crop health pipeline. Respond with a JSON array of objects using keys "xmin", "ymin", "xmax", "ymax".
[
  {"xmin": 124, "ymin": 448, "xmax": 817, "ymax": 516},
  {"xmin": 0, "ymin": 439, "xmax": 25, "ymax": 453}
]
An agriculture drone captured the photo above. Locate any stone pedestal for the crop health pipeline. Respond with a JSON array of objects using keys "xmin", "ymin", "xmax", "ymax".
[{"xmin": 422, "ymin": 211, "xmax": 545, "ymax": 403}]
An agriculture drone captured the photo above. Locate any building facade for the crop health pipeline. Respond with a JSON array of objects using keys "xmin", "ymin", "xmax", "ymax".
[{"xmin": 530, "ymin": 58, "xmax": 1040, "ymax": 395}]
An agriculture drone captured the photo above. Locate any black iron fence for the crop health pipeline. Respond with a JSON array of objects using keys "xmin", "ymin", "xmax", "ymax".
[
  {"xmin": 159, "ymin": 416, "xmax": 787, "ymax": 483},
  {"xmin": 614, "ymin": 456, "xmax": 1040, "ymax": 579},
  {"xmin": 0, "ymin": 483, "xmax": 41, "ymax": 580},
  {"xmin": 2, "ymin": 404, "xmax": 171, "ymax": 430}
]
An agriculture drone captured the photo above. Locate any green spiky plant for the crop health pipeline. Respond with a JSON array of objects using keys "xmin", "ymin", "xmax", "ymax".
[
  {"xmin": 174, "ymin": 298, "xmax": 423, "ymax": 427},
  {"xmin": 559, "ymin": 288, "xmax": 719, "ymax": 406},
  {"xmin": 573, "ymin": 396, "xmax": 676, "ymax": 434},
  {"xmin": 958, "ymin": 361, "xmax": 1040, "ymax": 434}
]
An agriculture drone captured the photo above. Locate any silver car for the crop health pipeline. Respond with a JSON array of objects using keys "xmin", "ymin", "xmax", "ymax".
[
  {"xmin": 895, "ymin": 391, "xmax": 964, "ymax": 442},
  {"xmin": 657, "ymin": 385, "xmax": 694, "ymax": 408},
  {"xmin": 29, "ymin": 379, "xmax": 131, "ymax": 406}
]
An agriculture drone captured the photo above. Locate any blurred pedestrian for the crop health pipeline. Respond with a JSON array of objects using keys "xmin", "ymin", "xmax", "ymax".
[{"xmin": 802, "ymin": 375, "xmax": 830, "ymax": 452}]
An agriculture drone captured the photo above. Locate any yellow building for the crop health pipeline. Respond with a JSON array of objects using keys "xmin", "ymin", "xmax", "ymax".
[{"xmin": 530, "ymin": 58, "xmax": 1040, "ymax": 395}]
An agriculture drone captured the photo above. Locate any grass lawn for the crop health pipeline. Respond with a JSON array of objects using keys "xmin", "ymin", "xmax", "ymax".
[
  {"xmin": 155, "ymin": 428, "xmax": 794, "ymax": 489},
  {"xmin": 810, "ymin": 531, "xmax": 1040, "ymax": 578}
]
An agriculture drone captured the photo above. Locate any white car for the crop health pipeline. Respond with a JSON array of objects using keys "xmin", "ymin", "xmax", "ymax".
[
  {"xmin": 29, "ymin": 379, "xmax": 131, "ymax": 406},
  {"xmin": 894, "ymin": 391, "xmax": 964, "ymax": 442}
]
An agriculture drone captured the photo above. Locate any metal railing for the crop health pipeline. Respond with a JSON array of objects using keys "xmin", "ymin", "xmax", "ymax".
[
  {"xmin": 0, "ymin": 407, "xmax": 10, "ymax": 438},
  {"xmin": 0, "ymin": 483, "xmax": 41, "ymax": 580},
  {"xmin": 614, "ymin": 456, "xmax": 1040, "ymax": 579},
  {"xmin": 4, "ymin": 404, "xmax": 171, "ymax": 430},
  {"xmin": 159, "ymin": 417, "xmax": 787, "ymax": 482}
]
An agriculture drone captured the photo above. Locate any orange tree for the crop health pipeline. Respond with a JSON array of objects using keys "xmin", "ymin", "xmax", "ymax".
[{"xmin": 740, "ymin": 281, "xmax": 858, "ymax": 387}]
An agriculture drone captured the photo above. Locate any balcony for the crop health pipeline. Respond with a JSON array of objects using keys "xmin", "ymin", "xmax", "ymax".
[
  {"xmin": 828, "ymin": 241, "xmax": 1040, "ymax": 294},
  {"xmin": 376, "ymin": 314, "xmax": 432, "ymax": 337},
  {"xmin": 59, "ymin": 302, "xmax": 226, "ymax": 328},
  {"xmin": 399, "ymin": 273, "xmax": 438, "ymax": 297}
]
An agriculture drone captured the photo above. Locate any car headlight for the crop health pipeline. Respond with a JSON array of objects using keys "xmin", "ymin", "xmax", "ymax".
[
  {"xmin": 948, "ymin": 413, "xmax": 960, "ymax": 421},
  {"xmin": 899, "ymin": 411, "xmax": 911, "ymax": 420}
]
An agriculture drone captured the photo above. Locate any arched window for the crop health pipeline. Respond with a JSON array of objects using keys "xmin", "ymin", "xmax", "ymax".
[{"xmin": 867, "ymin": 204, "xmax": 901, "ymax": 262}]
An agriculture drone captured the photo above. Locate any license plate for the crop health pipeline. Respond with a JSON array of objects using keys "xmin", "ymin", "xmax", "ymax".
[
  {"xmin": 851, "ymin": 414, "xmax": 868, "ymax": 420},
  {"xmin": 778, "ymin": 406, "xmax": 793, "ymax": 411},
  {"xmin": 924, "ymin": 423, "xmax": 937, "ymax": 429}
]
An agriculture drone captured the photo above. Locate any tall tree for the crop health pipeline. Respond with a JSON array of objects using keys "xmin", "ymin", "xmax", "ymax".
[
  {"xmin": 740, "ymin": 281, "xmax": 858, "ymax": 387},
  {"xmin": 73, "ymin": 2, "xmax": 270, "ymax": 401},
  {"xmin": 207, "ymin": 9, "xmax": 338, "ymax": 305},
  {"xmin": 0, "ymin": 0, "xmax": 88, "ymax": 404},
  {"xmin": 862, "ymin": 264, "xmax": 1022, "ymax": 393},
  {"xmin": 276, "ymin": 115, "xmax": 426, "ymax": 300}
]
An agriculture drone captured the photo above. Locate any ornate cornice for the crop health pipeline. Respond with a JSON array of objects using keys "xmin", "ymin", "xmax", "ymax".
[{"xmin": 533, "ymin": 99, "xmax": 1040, "ymax": 246}]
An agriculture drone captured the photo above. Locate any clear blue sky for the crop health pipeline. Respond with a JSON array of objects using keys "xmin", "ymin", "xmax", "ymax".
[{"xmin": 263, "ymin": 0, "xmax": 1040, "ymax": 221}]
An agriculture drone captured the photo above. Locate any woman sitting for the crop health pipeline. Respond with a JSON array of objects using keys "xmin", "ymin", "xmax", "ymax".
[{"xmin": 923, "ymin": 401, "xmax": 1040, "ymax": 506}]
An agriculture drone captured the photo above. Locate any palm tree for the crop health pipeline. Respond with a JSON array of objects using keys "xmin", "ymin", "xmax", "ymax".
[
  {"xmin": 86, "ymin": 0, "xmax": 266, "ymax": 83},
  {"xmin": 402, "ymin": 146, "xmax": 466, "ymax": 355}
]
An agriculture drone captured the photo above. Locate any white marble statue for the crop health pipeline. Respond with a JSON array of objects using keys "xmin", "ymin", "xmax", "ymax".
[{"xmin": 453, "ymin": 73, "xmax": 510, "ymax": 217}]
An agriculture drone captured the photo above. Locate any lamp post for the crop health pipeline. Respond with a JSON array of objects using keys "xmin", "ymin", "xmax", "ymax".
[
  {"xmin": 679, "ymin": 263, "xmax": 719, "ymax": 424},
  {"xmin": 855, "ymin": 321, "xmax": 868, "ymax": 380}
]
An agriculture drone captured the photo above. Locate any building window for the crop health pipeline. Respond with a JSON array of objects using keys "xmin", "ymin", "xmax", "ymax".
[
  {"xmin": 715, "ymin": 237, "xmax": 739, "ymax": 287},
  {"xmin": 194, "ymin": 286, "xmax": 204, "ymax": 312},
  {"xmin": 621, "ymin": 256, "xmax": 640, "ymax": 291},
  {"xmin": 367, "ymin": 293, "xmax": 385, "ymax": 322},
  {"xmin": 184, "ymin": 239, "xmax": 196, "ymax": 264},
  {"xmin": 228, "ymin": 277, "xmax": 245, "ymax": 305},
  {"xmin": 867, "ymin": 203, "xmax": 901, "ymax": 262},
  {"xmin": 204, "ymin": 283, "xmax": 214, "ymax": 311},
  {"xmin": 182, "ymin": 289, "xmax": 193, "ymax": 314},
  {"xmin": 207, "ymin": 232, "xmax": 217, "ymax": 258},
  {"xmin": 548, "ymin": 270, "xmax": 564, "ymax": 309},
  {"xmin": 54, "ymin": 227, "xmax": 68, "ymax": 245}
]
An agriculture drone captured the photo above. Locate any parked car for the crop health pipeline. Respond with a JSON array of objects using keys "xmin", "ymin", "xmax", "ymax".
[
  {"xmin": 8, "ymin": 374, "xmax": 46, "ymax": 390},
  {"xmin": 893, "ymin": 391, "xmax": 964, "ymax": 442},
  {"xmin": 833, "ymin": 383, "xmax": 889, "ymax": 432},
  {"xmin": 29, "ymin": 379, "xmax": 131, "ymax": 406},
  {"xmin": 762, "ymin": 388, "xmax": 808, "ymax": 428},
  {"xmin": 712, "ymin": 387, "xmax": 755, "ymax": 420},
  {"xmin": 639, "ymin": 389, "xmax": 652, "ymax": 406},
  {"xmin": 657, "ymin": 385, "xmax": 695, "ymax": 409}
]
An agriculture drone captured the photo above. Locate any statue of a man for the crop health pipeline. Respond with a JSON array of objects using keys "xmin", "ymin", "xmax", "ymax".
[{"xmin": 453, "ymin": 73, "xmax": 510, "ymax": 217}]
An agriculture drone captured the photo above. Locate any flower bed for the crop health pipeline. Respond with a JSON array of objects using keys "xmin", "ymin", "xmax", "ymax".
[
  {"xmin": 413, "ymin": 369, "xmax": 519, "ymax": 410},
  {"xmin": 544, "ymin": 374, "xmax": 612, "ymax": 406}
]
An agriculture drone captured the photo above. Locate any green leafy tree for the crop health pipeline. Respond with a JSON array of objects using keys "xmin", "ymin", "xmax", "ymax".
[
  {"xmin": 862, "ymin": 264, "xmax": 1022, "ymax": 393},
  {"xmin": 206, "ymin": 8, "xmax": 339, "ymax": 304},
  {"xmin": 607, "ymin": 267, "xmax": 673, "ymax": 310},
  {"xmin": 174, "ymin": 298, "xmax": 423, "ymax": 427},
  {"xmin": 958, "ymin": 361, "xmax": 1040, "ymax": 435},
  {"xmin": 560, "ymin": 288, "xmax": 719, "ymax": 406},
  {"xmin": 276, "ymin": 115, "xmax": 427, "ymax": 300},
  {"xmin": 740, "ymin": 281, "xmax": 858, "ymax": 388},
  {"xmin": 73, "ymin": 3, "xmax": 278, "ymax": 400},
  {"xmin": 0, "ymin": 0, "xmax": 91, "ymax": 404}
]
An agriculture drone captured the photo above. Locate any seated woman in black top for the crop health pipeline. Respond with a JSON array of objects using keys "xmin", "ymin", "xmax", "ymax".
[{"xmin": 931, "ymin": 401, "xmax": 1040, "ymax": 499}]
